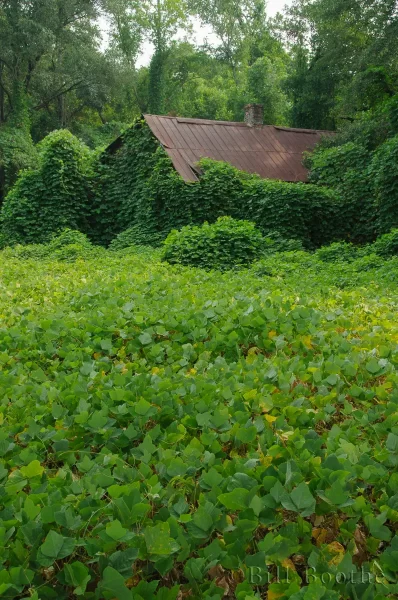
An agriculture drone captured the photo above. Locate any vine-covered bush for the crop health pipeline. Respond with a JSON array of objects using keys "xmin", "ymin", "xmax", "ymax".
[
  {"xmin": 306, "ymin": 100, "xmax": 398, "ymax": 242},
  {"xmin": 263, "ymin": 231, "xmax": 304, "ymax": 254},
  {"xmin": 371, "ymin": 229, "xmax": 398, "ymax": 257},
  {"xmin": 0, "ymin": 126, "xmax": 37, "ymax": 205},
  {"xmin": 109, "ymin": 225, "xmax": 164, "ymax": 251},
  {"xmin": 48, "ymin": 228, "xmax": 93, "ymax": 251},
  {"xmin": 307, "ymin": 142, "xmax": 376, "ymax": 243},
  {"xmin": 370, "ymin": 135, "xmax": 398, "ymax": 233},
  {"xmin": 0, "ymin": 229, "xmax": 98, "ymax": 262},
  {"xmin": 94, "ymin": 120, "xmax": 162, "ymax": 246},
  {"xmin": 1, "ymin": 131, "xmax": 95, "ymax": 245},
  {"xmin": 315, "ymin": 242, "xmax": 362, "ymax": 263},
  {"xmin": 161, "ymin": 217, "xmax": 265, "ymax": 271}
]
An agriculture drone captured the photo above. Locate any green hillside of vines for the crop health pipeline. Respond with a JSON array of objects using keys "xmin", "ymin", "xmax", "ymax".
[{"xmin": 0, "ymin": 249, "xmax": 398, "ymax": 600}]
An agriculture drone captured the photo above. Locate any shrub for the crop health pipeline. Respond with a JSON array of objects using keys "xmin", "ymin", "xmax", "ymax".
[
  {"xmin": 371, "ymin": 229, "xmax": 398, "ymax": 257},
  {"xmin": 48, "ymin": 228, "xmax": 93, "ymax": 252},
  {"xmin": 109, "ymin": 225, "xmax": 164, "ymax": 251},
  {"xmin": 161, "ymin": 217, "xmax": 265, "ymax": 271},
  {"xmin": 307, "ymin": 142, "xmax": 376, "ymax": 243},
  {"xmin": 262, "ymin": 231, "xmax": 304, "ymax": 254},
  {"xmin": 252, "ymin": 250, "xmax": 314, "ymax": 277},
  {"xmin": 52, "ymin": 243, "xmax": 93, "ymax": 262},
  {"xmin": 1, "ymin": 230, "xmax": 97, "ymax": 262},
  {"xmin": 0, "ymin": 125, "xmax": 37, "ymax": 205},
  {"xmin": 315, "ymin": 242, "xmax": 361, "ymax": 263},
  {"xmin": 1, "ymin": 243, "xmax": 50, "ymax": 261},
  {"xmin": 371, "ymin": 135, "xmax": 398, "ymax": 233},
  {"xmin": 48, "ymin": 230, "xmax": 95, "ymax": 262},
  {"xmin": 351, "ymin": 253, "xmax": 385, "ymax": 272},
  {"xmin": 1, "ymin": 130, "xmax": 95, "ymax": 246}
]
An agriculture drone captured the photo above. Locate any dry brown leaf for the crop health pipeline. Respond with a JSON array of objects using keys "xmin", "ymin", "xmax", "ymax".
[{"xmin": 312, "ymin": 527, "xmax": 328, "ymax": 546}]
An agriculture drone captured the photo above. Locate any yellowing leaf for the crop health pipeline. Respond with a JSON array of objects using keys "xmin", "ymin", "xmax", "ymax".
[
  {"xmin": 328, "ymin": 541, "xmax": 345, "ymax": 554},
  {"xmin": 312, "ymin": 528, "xmax": 328, "ymax": 546},
  {"xmin": 281, "ymin": 559, "xmax": 296, "ymax": 572},
  {"xmin": 265, "ymin": 415, "xmax": 277, "ymax": 424},
  {"xmin": 268, "ymin": 330, "xmax": 277, "ymax": 339}
]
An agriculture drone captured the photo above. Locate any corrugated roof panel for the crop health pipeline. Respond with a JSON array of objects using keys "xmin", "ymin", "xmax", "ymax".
[{"xmin": 142, "ymin": 115, "xmax": 333, "ymax": 183}]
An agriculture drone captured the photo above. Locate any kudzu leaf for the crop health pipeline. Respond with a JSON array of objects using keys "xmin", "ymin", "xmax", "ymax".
[
  {"xmin": 144, "ymin": 523, "xmax": 180, "ymax": 556},
  {"xmin": 218, "ymin": 488, "xmax": 250, "ymax": 511},
  {"xmin": 106, "ymin": 520, "xmax": 128, "ymax": 541},
  {"xmin": 40, "ymin": 531, "xmax": 75, "ymax": 560},
  {"xmin": 20, "ymin": 460, "xmax": 44, "ymax": 479},
  {"xmin": 101, "ymin": 567, "xmax": 132, "ymax": 600}
]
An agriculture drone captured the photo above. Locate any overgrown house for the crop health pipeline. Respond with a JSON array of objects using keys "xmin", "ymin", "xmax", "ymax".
[
  {"xmin": 107, "ymin": 104, "xmax": 331, "ymax": 183},
  {"xmin": 101, "ymin": 104, "xmax": 338, "ymax": 248}
]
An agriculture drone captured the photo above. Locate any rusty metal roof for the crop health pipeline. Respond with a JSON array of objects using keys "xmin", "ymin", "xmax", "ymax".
[{"xmin": 143, "ymin": 114, "xmax": 332, "ymax": 183}]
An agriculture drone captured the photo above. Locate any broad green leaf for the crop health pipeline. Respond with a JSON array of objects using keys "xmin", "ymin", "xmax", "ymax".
[
  {"xmin": 144, "ymin": 523, "xmax": 180, "ymax": 556},
  {"xmin": 106, "ymin": 520, "xmax": 128, "ymax": 541},
  {"xmin": 218, "ymin": 488, "xmax": 250, "ymax": 511},
  {"xmin": 40, "ymin": 531, "xmax": 75, "ymax": 560},
  {"xmin": 20, "ymin": 460, "xmax": 44, "ymax": 479}
]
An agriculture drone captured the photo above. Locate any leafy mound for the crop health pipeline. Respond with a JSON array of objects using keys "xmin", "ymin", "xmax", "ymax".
[
  {"xmin": 263, "ymin": 231, "xmax": 304, "ymax": 254},
  {"xmin": 109, "ymin": 225, "xmax": 164, "ymax": 251},
  {"xmin": 1, "ymin": 131, "xmax": 95, "ymax": 246},
  {"xmin": 372, "ymin": 229, "xmax": 398, "ymax": 258},
  {"xmin": 2, "ymin": 229, "xmax": 98, "ymax": 262},
  {"xmin": 161, "ymin": 217, "xmax": 265, "ymax": 271},
  {"xmin": 315, "ymin": 242, "xmax": 362, "ymax": 263},
  {"xmin": 1, "ymin": 250, "xmax": 398, "ymax": 599}
]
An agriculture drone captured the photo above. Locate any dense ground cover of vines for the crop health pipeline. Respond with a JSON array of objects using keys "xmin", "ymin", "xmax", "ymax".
[{"xmin": 1, "ymin": 250, "xmax": 398, "ymax": 600}]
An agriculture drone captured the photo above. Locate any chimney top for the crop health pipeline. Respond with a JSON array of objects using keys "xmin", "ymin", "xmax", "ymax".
[{"xmin": 244, "ymin": 103, "xmax": 264, "ymax": 127}]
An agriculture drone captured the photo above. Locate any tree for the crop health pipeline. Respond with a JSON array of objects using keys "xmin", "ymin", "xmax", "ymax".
[
  {"xmin": 0, "ymin": 1, "xmax": 120, "ymax": 135},
  {"xmin": 193, "ymin": 0, "xmax": 267, "ymax": 75},
  {"xmin": 282, "ymin": 0, "xmax": 398, "ymax": 129}
]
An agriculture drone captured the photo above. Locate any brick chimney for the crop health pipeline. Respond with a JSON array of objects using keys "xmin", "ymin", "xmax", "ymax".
[{"xmin": 244, "ymin": 103, "xmax": 264, "ymax": 127}]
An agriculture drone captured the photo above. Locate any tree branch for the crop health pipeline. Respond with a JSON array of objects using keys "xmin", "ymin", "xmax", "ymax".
[{"xmin": 33, "ymin": 80, "xmax": 86, "ymax": 111}]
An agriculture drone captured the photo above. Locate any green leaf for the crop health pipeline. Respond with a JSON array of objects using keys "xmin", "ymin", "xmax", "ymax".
[
  {"xmin": 236, "ymin": 426, "xmax": 257, "ymax": 443},
  {"xmin": 366, "ymin": 359, "xmax": 381, "ymax": 374},
  {"xmin": 386, "ymin": 433, "xmax": 398, "ymax": 452},
  {"xmin": 101, "ymin": 567, "xmax": 132, "ymax": 600},
  {"xmin": 20, "ymin": 460, "xmax": 44, "ymax": 479},
  {"xmin": 139, "ymin": 332, "xmax": 152, "ymax": 345},
  {"xmin": 106, "ymin": 520, "xmax": 128, "ymax": 541},
  {"xmin": 282, "ymin": 483, "xmax": 316, "ymax": 517},
  {"xmin": 144, "ymin": 523, "xmax": 180, "ymax": 556},
  {"xmin": 63, "ymin": 562, "xmax": 91, "ymax": 596},
  {"xmin": 218, "ymin": 488, "xmax": 250, "ymax": 511},
  {"xmin": 40, "ymin": 531, "xmax": 75, "ymax": 560}
]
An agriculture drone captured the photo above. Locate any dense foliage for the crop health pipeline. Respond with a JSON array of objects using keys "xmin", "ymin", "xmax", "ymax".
[
  {"xmin": 96, "ymin": 121, "xmax": 344, "ymax": 249},
  {"xmin": 161, "ymin": 217, "xmax": 266, "ymax": 270},
  {"xmin": 1, "ymin": 245, "xmax": 398, "ymax": 599},
  {"xmin": 1, "ymin": 131, "xmax": 96, "ymax": 245},
  {"xmin": 306, "ymin": 97, "xmax": 398, "ymax": 241}
]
